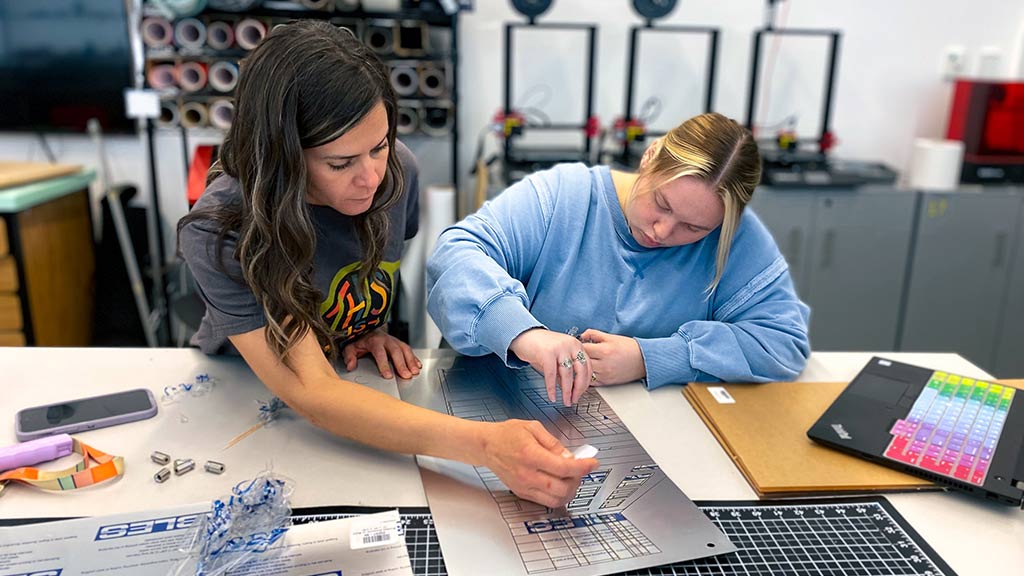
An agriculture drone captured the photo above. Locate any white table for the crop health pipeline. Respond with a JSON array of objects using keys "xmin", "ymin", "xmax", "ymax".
[{"xmin": 1, "ymin": 348, "xmax": 1020, "ymax": 576}]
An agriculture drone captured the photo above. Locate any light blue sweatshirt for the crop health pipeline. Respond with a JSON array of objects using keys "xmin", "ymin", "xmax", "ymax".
[{"xmin": 427, "ymin": 163, "xmax": 811, "ymax": 388}]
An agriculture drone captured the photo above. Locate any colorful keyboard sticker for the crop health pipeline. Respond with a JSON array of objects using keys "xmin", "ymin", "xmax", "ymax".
[{"xmin": 886, "ymin": 371, "xmax": 1015, "ymax": 486}]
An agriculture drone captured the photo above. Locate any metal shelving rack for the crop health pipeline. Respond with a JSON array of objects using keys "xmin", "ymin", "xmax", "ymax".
[{"xmin": 128, "ymin": 0, "xmax": 461, "ymax": 346}]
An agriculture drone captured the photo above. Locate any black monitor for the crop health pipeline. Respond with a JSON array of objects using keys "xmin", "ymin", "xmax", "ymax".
[{"xmin": 0, "ymin": 0, "xmax": 135, "ymax": 134}]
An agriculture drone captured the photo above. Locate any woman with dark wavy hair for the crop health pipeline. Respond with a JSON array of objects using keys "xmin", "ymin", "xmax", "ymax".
[{"xmin": 178, "ymin": 20, "xmax": 596, "ymax": 508}]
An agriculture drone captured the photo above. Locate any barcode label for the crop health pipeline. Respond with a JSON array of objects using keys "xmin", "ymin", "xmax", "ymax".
[{"xmin": 349, "ymin": 510, "xmax": 402, "ymax": 550}]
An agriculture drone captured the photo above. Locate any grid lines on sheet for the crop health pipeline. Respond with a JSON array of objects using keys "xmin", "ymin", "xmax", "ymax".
[
  {"xmin": 612, "ymin": 499, "xmax": 953, "ymax": 576},
  {"xmin": 292, "ymin": 497, "xmax": 955, "ymax": 576},
  {"xmin": 523, "ymin": 388, "xmax": 629, "ymax": 438}
]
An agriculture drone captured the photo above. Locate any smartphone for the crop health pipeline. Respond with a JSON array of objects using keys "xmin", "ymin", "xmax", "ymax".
[{"xmin": 15, "ymin": 389, "xmax": 158, "ymax": 441}]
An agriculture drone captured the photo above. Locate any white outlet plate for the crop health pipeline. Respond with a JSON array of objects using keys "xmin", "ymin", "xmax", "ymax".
[
  {"xmin": 943, "ymin": 45, "xmax": 967, "ymax": 79},
  {"xmin": 977, "ymin": 46, "xmax": 1003, "ymax": 79}
]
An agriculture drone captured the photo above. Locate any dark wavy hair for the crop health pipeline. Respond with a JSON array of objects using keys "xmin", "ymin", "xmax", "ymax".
[{"xmin": 177, "ymin": 20, "xmax": 405, "ymax": 361}]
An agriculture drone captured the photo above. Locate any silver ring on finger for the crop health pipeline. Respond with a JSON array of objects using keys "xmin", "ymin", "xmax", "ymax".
[
  {"xmin": 591, "ymin": 372, "xmax": 598, "ymax": 382},
  {"xmin": 560, "ymin": 358, "xmax": 574, "ymax": 369},
  {"xmin": 575, "ymin": 350, "xmax": 587, "ymax": 364}
]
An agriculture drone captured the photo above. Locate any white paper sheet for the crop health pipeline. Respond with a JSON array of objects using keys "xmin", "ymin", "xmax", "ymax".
[{"xmin": 0, "ymin": 506, "xmax": 412, "ymax": 576}]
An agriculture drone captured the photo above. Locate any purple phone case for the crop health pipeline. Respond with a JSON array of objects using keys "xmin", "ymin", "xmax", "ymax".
[{"xmin": 14, "ymin": 389, "xmax": 159, "ymax": 442}]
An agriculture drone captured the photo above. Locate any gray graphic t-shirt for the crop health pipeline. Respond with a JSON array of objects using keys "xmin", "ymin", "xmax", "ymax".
[{"xmin": 179, "ymin": 140, "xmax": 419, "ymax": 354}]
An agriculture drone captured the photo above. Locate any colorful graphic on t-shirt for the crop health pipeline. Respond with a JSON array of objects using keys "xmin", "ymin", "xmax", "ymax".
[{"xmin": 319, "ymin": 259, "xmax": 401, "ymax": 340}]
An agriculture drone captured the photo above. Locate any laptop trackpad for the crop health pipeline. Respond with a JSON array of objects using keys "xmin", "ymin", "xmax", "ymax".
[{"xmin": 850, "ymin": 374, "xmax": 910, "ymax": 408}]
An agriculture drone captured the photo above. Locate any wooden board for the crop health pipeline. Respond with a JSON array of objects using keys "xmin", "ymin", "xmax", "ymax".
[
  {"xmin": 0, "ymin": 162, "xmax": 82, "ymax": 190},
  {"xmin": 0, "ymin": 330, "xmax": 25, "ymax": 346},
  {"xmin": 0, "ymin": 256, "xmax": 17, "ymax": 292},
  {"xmin": 17, "ymin": 190, "xmax": 94, "ymax": 345},
  {"xmin": 684, "ymin": 378, "xmax": 1024, "ymax": 497},
  {"xmin": 0, "ymin": 294, "xmax": 23, "ymax": 331},
  {"xmin": 684, "ymin": 381, "xmax": 934, "ymax": 497}
]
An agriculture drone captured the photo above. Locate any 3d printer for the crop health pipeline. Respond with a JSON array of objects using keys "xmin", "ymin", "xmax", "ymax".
[
  {"xmin": 947, "ymin": 80, "xmax": 1024, "ymax": 184},
  {"xmin": 745, "ymin": 0, "xmax": 897, "ymax": 188}
]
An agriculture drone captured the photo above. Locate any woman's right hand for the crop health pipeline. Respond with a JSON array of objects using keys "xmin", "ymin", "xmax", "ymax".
[
  {"xmin": 509, "ymin": 328, "xmax": 593, "ymax": 406},
  {"xmin": 480, "ymin": 419, "xmax": 599, "ymax": 508}
]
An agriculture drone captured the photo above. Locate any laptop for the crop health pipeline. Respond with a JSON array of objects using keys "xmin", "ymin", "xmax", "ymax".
[{"xmin": 808, "ymin": 357, "xmax": 1024, "ymax": 506}]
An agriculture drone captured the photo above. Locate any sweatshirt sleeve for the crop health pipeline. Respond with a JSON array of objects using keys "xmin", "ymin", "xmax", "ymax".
[
  {"xmin": 635, "ymin": 256, "xmax": 811, "ymax": 389},
  {"xmin": 426, "ymin": 170, "xmax": 559, "ymax": 366}
]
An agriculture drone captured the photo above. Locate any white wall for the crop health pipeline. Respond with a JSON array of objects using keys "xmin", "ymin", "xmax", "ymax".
[
  {"xmin": 2, "ymin": 0, "xmax": 1023, "ymax": 259},
  {"xmin": 459, "ymin": 0, "xmax": 1024, "ymax": 200}
]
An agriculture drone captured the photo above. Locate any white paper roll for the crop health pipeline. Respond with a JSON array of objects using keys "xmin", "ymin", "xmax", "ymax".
[
  {"xmin": 209, "ymin": 99, "xmax": 235, "ymax": 129},
  {"xmin": 908, "ymin": 138, "xmax": 964, "ymax": 191},
  {"xmin": 146, "ymin": 64, "xmax": 177, "ymax": 90},
  {"xmin": 236, "ymin": 18, "xmax": 268, "ymax": 50},
  {"xmin": 209, "ymin": 60, "xmax": 240, "ymax": 92},
  {"xmin": 176, "ymin": 61, "xmax": 208, "ymax": 92},
  {"xmin": 180, "ymin": 101, "xmax": 209, "ymax": 128},
  {"xmin": 422, "ymin": 185, "xmax": 456, "ymax": 348},
  {"xmin": 389, "ymin": 66, "xmax": 419, "ymax": 97},
  {"xmin": 396, "ymin": 104, "xmax": 420, "ymax": 135},
  {"xmin": 418, "ymin": 63, "xmax": 447, "ymax": 97},
  {"xmin": 142, "ymin": 17, "xmax": 174, "ymax": 48},
  {"xmin": 419, "ymin": 103, "xmax": 452, "ymax": 137},
  {"xmin": 361, "ymin": 0, "xmax": 401, "ymax": 11},
  {"xmin": 300, "ymin": 0, "xmax": 334, "ymax": 10},
  {"xmin": 158, "ymin": 102, "xmax": 180, "ymax": 127},
  {"xmin": 206, "ymin": 21, "xmax": 235, "ymax": 50},
  {"xmin": 363, "ymin": 24, "xmax": 393, "ymax": 55},
  {"xmin": 174, "ymin": 18, "xmax": 207, "ymax": 50}
]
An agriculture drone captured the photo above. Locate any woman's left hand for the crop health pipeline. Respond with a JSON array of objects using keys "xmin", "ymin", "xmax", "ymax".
[
  {"xmin": 342, "ymin": 328, "xmax": 422, "ymax": 380},
  {"xmin": 580, "ymin": 329, "xmax": 646, "ymax": 386}
]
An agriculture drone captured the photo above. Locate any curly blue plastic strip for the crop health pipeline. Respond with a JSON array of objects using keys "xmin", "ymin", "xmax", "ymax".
[
  {"xmin": 175, "ymin": 472, "xmax": 293, "ymax": 576},
  {"xmin": 257, "ymin": 397, "xmax": 286, "ymax": 424}
]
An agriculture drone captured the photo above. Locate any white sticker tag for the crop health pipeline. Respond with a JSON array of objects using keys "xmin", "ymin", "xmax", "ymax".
[
  {"xmin": 350, "ymin": 510, "xmax": 402, "ymax": 550},
  {"xmin": 124, "ymin": 89, "xmax": 160, "ymax": 119},
  {"xmin": 708, "ymin": 386, "xmax": 735, "ymax": 404},
  {"xmin": 572, "ymin": 444, "xmax": 598, "ymax": 459}
]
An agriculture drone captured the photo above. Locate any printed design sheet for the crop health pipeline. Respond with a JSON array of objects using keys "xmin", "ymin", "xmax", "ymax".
[{"xmin": 401, "ymin": 356, "xmax": 735, "ymax": 576}]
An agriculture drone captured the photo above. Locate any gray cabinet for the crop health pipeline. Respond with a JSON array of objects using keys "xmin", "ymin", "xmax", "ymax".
[
  {"xmin": 748, "ymin": 189, "xmax": 814, "ymax": 298},
  {"xmin": 749, "ymin": 187, "xmax": 916, "ymax": 352},
  {"xmin": 993, "ymin": 197, "xmax": 1024, "ymax": 378},
  {"xmin": 806, "ymin": 191, "xmax": 916, "ymax": 351},
  {"xmin": 898, "ymin": 191, "xmax": 1021, "ymax": 371}
]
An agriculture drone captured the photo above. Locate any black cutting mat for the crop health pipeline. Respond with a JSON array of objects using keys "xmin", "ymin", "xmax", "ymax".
[{"xmin": 293, "ymin": 496, "xmax": 955, "ymax": 576}]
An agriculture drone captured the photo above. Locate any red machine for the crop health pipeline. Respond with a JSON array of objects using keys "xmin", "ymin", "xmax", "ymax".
[{"xmin": 947, "ymin": 80, "xmax": 1024, "ymax": 184}]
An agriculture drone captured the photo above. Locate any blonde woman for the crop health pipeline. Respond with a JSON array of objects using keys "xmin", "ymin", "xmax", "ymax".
[{"xmin": 427, "ymin": 112, "xmax": 811, "ymax": 405}]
